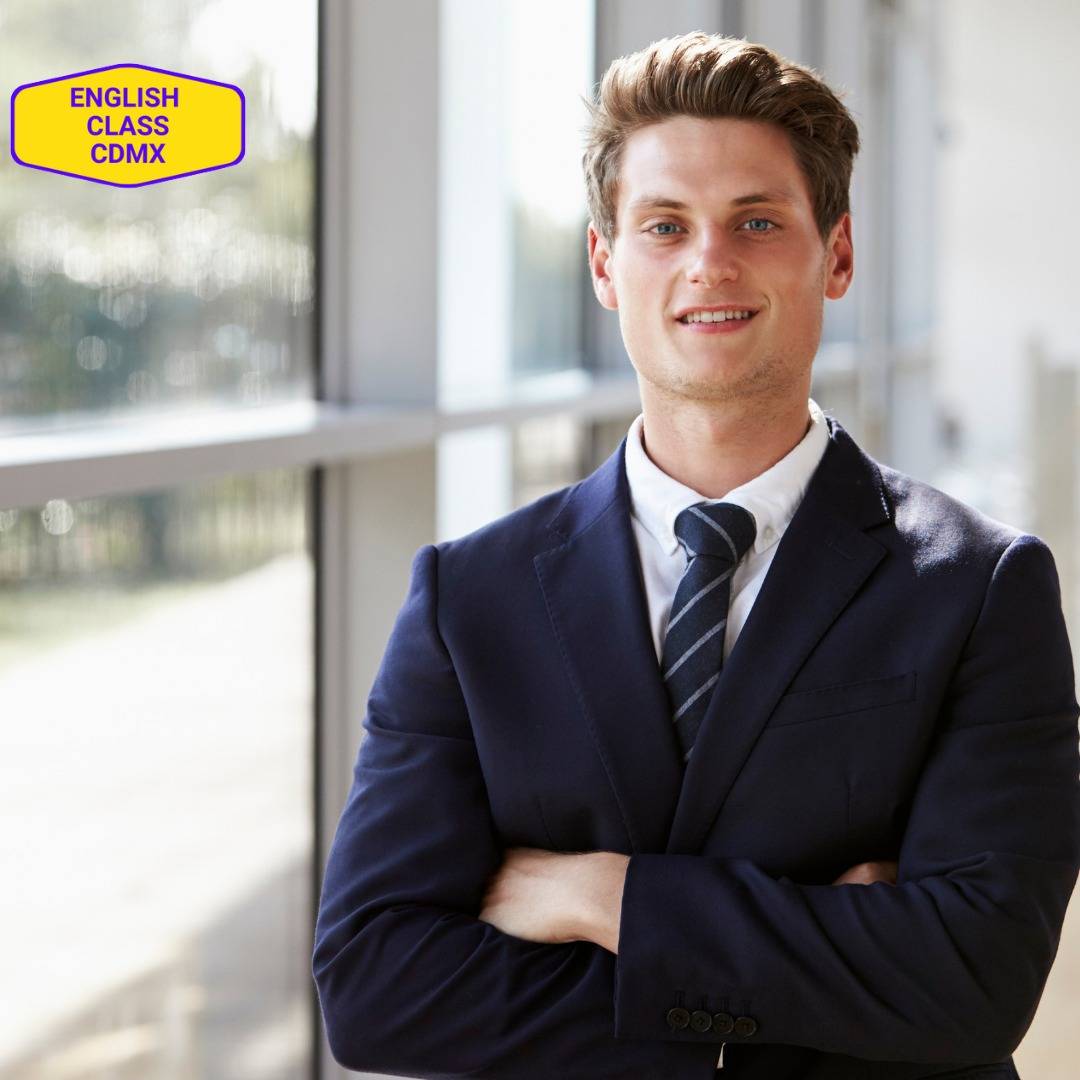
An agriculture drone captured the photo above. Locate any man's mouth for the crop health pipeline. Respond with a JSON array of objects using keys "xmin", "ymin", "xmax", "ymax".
[{"xmin": 676, "ymin": 308, "xmax": 759, "ymax": 332}]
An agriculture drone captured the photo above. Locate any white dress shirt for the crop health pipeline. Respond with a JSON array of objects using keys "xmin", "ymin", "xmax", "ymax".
[{"xmin": 624, "ymin": 398, "xmax": 829, "ymax": 667}]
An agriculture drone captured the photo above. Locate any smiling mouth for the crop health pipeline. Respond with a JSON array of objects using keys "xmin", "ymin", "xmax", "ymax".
[
  {"xmin": 676, "ymin": 309, "xmax": 759, "ymax": 333},
  {"xmin": 677, "ymin": 309, "xmax": 758, "ymax": 324}
]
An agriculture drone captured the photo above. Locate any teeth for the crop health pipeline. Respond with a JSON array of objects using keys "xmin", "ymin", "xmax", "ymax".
[{"xmin": 680, "ymin": 309, "xmax": 753, "ymax": 323}]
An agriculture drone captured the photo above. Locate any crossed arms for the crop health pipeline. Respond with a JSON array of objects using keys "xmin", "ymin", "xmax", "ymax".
[
  {"xmin": 474, "ymin": 845, "xmax": 897, "ymax": 959},
  {"xmin": 312, "ymin": 535, "xmax": 1080, "ymax": 1078}
]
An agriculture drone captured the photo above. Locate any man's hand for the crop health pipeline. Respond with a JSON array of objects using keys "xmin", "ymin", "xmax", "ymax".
[
  {"xmin": 478, "ymin": 846, "xmax": 629, "ymax": 954},
  {"xmin": 832, "ymin": 859, "xmax": 898, "ymax": 886}
]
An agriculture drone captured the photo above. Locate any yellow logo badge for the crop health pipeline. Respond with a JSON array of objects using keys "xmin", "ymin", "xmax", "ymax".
[{"xmin": 10, "ymin": 62, "xmax": 245, "ymax": 186}]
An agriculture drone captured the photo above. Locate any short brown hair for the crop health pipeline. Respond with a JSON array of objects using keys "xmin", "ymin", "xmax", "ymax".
[{"xmin": 581, "ymin": 32, "xmax": 860, "ymax": 245}]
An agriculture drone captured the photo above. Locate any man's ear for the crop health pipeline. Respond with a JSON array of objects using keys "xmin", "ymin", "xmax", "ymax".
[
  {"xmin": 587, "ymin": 221, "xmax": 618, "ymax": 311},
  {"xmin": 823, "ymin": 212, "xmax": 854, "ymax": 301}
]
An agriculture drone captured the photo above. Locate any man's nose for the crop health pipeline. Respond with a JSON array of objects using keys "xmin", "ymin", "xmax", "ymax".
[{"xmin": 685, "ymin": 229, "xmax": 740, "ymax": 287}]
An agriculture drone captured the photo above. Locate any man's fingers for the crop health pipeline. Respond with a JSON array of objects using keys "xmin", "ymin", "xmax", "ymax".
[{"xmin": 831, "ymin": 858, "xmax": 898, "ymax": 886}]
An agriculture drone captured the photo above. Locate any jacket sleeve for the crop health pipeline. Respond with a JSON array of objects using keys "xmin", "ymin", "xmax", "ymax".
[
  {"xmin": 613, "ymin": 532, "xmax": 1080, "ymax": 1064},
  {"xmin": 312, "ymin": 543, "xmax": 716, "ymax": 1079}
]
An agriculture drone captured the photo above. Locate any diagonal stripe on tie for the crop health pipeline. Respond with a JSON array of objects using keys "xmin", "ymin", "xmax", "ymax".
[
  {"xmin": 667, "ymin": 566, "xmax": 734, "ymax": 632},
  {"xmin": 663, "ymin": 619, "xmax": 727, "ymax": 680}
]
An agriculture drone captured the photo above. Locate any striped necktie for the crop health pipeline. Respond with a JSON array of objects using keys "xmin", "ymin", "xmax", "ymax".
[{"xmin": 661, "ymin": 501, "xmax": 757, "ymax": 761}]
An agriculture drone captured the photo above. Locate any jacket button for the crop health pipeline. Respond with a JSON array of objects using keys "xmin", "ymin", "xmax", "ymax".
[
  {"xmin": 690, "ymin": 1009, "xmax": 713, "ymax": 1032},
  {"xmin": 711, "ymin": 1011, "xmax": 734, "ymax": 1034},
  {"xmin": 733, "ymin": 1015, "xmax": 757, "ymax": 1037},
  {"xmin": 666, "ymin": 1006, "xmax": 690, "ymax": 1030}
]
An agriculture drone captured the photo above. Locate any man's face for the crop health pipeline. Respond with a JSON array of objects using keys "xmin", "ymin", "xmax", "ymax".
[{"xmin": 588, "ymin": 115, "xmax": 853, "ymax": 407}]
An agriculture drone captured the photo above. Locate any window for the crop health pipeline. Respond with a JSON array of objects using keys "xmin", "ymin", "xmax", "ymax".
[
  {"xmin": 0, "ymin": 471, "xmax": 314, "ymax": 1076},
  {"xmin": 0, "ymin": 0, "xmax": 318, "ymax": 1074},
  {"xmin": 0, "ymin": 0, "xmax": 317, "ymax": 432}
]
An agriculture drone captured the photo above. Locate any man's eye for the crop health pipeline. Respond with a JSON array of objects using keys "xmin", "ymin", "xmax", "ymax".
[
  {"xmin": 741, "ymin": 217, "xmax": 776, "ymax": 233},
  {"xmin": 648, "ymin": 222, "xmax": 682, "ymax": 235}
]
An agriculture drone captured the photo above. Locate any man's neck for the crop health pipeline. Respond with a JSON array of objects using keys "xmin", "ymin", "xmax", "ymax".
[{"xmin": 639, "ymin": 392, "xmax": 813, "ymax": 500}]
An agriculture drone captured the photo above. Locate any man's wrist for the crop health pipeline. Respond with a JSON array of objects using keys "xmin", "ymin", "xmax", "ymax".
[{"xmin": 573, "ymin": 851, "xmax": 630, "ymax": 954}]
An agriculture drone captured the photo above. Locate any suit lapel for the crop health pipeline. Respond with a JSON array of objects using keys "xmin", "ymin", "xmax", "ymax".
[
  {"xmin": 534, "ymin": 441, "xmax": 683, "ymax": 853},
  {"xmin": 535, "ymin": 417, "xmax": 892, "ymax": 856}
]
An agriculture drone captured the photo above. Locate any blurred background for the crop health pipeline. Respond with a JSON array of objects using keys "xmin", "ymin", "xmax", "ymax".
[{"xmin": 0, "ymin": 0, "xmax": 1076, "ymax": 1077}]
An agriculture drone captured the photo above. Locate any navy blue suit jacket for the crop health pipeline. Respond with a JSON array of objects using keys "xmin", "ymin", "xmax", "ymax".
[{"xmin": 313, "ymin": 415, "xmax": 1080, "ymax": 1079}]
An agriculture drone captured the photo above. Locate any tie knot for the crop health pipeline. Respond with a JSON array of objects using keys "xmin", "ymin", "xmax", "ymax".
[{"xmin": 673, "ymin": 501, "xmax": 757, "ymax": 564}]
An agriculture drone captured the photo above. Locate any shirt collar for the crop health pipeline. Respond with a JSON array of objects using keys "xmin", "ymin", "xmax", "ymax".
[{"xmin": 624, "ymin": 398, "xmax": 829, "ymax": 558}]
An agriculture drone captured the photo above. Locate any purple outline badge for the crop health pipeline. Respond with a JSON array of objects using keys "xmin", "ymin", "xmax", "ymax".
[{"xmin": 9, "ymin": 61, "xmax": 246, "ymax": 187}]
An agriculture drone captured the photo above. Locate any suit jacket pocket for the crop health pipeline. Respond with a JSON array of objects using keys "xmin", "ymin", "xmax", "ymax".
[{"xmin": 768, "ymin": 671, "xmax": 917, "ymax": 728}]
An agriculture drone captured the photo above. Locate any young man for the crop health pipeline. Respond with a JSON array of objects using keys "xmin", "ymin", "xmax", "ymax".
[{"xmin": 313, "ymin": 32, "xmax": 1079, "ymax": 1079}]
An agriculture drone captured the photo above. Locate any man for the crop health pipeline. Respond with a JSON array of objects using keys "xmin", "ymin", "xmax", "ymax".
[{"xmin": 313, "ymin": 32, "xmax": 1080, "ymax": 1079}]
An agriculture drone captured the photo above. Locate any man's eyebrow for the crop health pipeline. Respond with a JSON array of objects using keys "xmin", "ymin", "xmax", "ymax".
[
  {"xmin": 626, "ymin": 188, "xmax": 799, "ymax": 213},
  {"xmin": 730, "ymin": 188, "xmax": 798, "ymax": 207}
]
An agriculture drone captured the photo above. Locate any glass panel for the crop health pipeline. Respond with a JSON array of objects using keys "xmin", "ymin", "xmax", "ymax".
[
  {"xmin": 0, "ymin": 0, "xmax": 318, "ymax": 433},
  {"xmin": 438, "ymin": 0, "xmax": 595, "ymax": 408},
  {"xmin": 436, "ymin": 413, "xmax": 614, "ymax": 542},
  {"xmin": 437, "ymin": 412, "xmax": 637, "ymax": 544},
  {"xmin": 512, "ymin": 414, "xmax": 588, "ymax": 508},
  {"xmin": 437, "ymin": 425, "xmax": 513, "ymax": 542},
  {"xmin": 0, "ymin": 468, "xmax": 314, "ymax": 1078},
  {"xmin": 505, "ymin": 3, "xmax": 593, "ymax": 381}
]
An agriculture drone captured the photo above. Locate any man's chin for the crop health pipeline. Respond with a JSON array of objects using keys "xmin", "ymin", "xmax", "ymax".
[
  {"xmin": 670, "ymin": 359, "xmax": 764, "ymax": 397},
  {"xmin": 649, "ymin": 363, "xmax": 787, "ymax": 405}
]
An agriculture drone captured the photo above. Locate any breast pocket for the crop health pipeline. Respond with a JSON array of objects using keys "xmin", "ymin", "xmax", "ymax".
[{"xmin": 768, "ymin": 671, "xmax": 917, "ymax": 728}]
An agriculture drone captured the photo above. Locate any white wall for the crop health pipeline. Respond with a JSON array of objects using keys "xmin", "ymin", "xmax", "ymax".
[{"xmin": 936, "ymin": 0, "xmax": 1080, "ymax": 461}]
